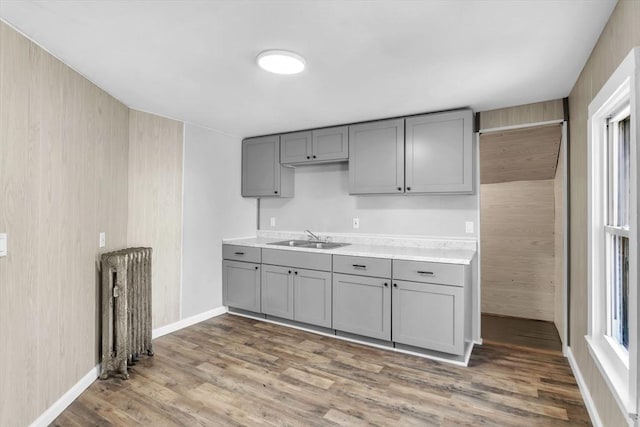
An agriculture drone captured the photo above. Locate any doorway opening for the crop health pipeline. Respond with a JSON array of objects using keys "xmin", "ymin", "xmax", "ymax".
[{"xmin": 479, "ymin": 123, "xmax": 566, "ymax": 353}]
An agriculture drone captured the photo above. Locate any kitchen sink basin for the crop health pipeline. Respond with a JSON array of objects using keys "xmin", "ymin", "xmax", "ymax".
[{"xmin": 268, "ymin": 240, "xmax": 350, "ymax": 250}]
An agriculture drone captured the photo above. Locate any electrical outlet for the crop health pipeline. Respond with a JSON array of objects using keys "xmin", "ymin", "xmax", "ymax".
[
  {"xmin": 465, "ymin": 221, "xmax": 474, "ymax": 234},
  {"xmin": 99, "ymin": 232, "xmax": 106, "ymax": 248},
  {"xmin": 0, "ymin": 233, "xmax": 7, "ymax": 257},
  {"xmin": 352, "ymin": 218, "xmax": 360, "ymax": 229},
  {"xmin": 270, "ymin": 217, "xmax": 276, "ymax": 227}
]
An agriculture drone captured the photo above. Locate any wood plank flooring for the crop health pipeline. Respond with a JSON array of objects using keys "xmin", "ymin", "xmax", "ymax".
[
  {"xmin": 481, "ymin": 313, "xmax": 563, "ymax": 352},
  {"xmin": 52, "ymin": 314, "xmax": 590, "ymax": 426}
]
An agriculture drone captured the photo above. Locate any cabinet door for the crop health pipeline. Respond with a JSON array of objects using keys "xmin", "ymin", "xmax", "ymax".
[
  {"xmin": 392, "ymin": 280, "xmax": 464, "ymax": 355},
  {"xmin": 294, "ymin": 269, "xmax": 332, "ymax": 328},
  {"xmin": 281, "ymin": 131, "xmax": 312, "ymax": 164},
  {"xmin": 222, "ymin": 260, "xmax": 261, "ymax": 312},
  {"xmin": 242, "ymin": 135, "xmax": 282, "ymax": 197},
  {"xmin": 332, "ymin": 273, "xmax": 391, "ymax": 340},
  {"xmin": 348, "ymin": 119, "xmax": 405, "ymax": 194},
  {"xmin": 312, "ymin": 126, "xmax": 348, "ymax": 162},
  {"xmin": 261, "ymin": 265, "xmax": 294, "ymax": 319},
  {"xmin": 405, "ymin": 110, "xmax": 473, "ymax": 194}
]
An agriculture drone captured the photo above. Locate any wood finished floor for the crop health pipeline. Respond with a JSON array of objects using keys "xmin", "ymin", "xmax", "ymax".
[
  {"xmin": 52, "ymin": 314, "xmax": 590, "ymax": 426},
  {"xmin": 481, "ymin": 314, "xmax": 563, "ymax": 353}
]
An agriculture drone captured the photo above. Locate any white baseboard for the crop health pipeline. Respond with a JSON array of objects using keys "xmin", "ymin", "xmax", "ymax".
[
  {"xmin": 152, "ymin": 306, "xmax": 228, "ymax": 339},
  {"xmin": 28, "ymin": 364, "xmax": 100, "ymax": 427},
  {"xmin": 566, "ymin": 347, "xmax": 604, "ymax": 427}
]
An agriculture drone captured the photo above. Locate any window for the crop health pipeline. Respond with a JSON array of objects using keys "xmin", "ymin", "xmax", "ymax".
[
  {"xmin": 587, "ymin": 48, "xmax": 638, "ymax": 419},
  {"xmin": 606, "ymin": 111, "xmax": 630, "ymax": 353}
]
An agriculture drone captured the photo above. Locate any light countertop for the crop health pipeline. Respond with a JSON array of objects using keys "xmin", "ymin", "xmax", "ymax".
[{"xmin": 223, "ymin": 235, "xmax": 476, "ymax": 265}]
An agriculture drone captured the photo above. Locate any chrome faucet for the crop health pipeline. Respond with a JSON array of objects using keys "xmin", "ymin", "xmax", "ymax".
[{"xmin": 305, "ymin": 229, "xmax": 322, "ymax": 242}]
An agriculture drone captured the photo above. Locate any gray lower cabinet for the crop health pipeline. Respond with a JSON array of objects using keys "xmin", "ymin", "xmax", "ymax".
[
  {"xmin": 261, "ymin": 264, "xmax": 294, "ymax": 319},
  {"xmin": 349, "ymin": 118, "xmax": 405, "ymax": 194},
  {"xmin": 294, "ymin": 269, "xmax": 332, "ymax": 328},
  {"xmin": 332, "ymin": 273, "xmax": 391, "ymax": 340},
  {"xmin": 392, "ymin": 280, "xmax": 465, "ymax": 355},
  {"xmin": 242, "ymin": 135, "xmax": 294, "ymax": 197},
  {"xmin": 405, "ymin": 109, "xmax": 473, "ymax": 194},
  {"xmin": 222, "ymin": 260, "xmax": 261, "ymax": 312}
]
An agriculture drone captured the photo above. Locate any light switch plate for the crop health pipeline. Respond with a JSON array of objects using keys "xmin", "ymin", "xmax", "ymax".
[
  {"xmin": 0, "ymin": 233, "xmax": 6, "ymax": 257},
  {"xmin": 99, "ymin": 232, "xmax": 106, "ymax": 248},
  {"xmin": 465, "ymin": 221, "xmax": 474, "ymax": 234},
  {"xmin": 270, "ymin": 217, "xmax": 276, "ymax": 227},
  {"xmin": 352, "ymin": 218, "xmax": 360, "ymax": 229}
]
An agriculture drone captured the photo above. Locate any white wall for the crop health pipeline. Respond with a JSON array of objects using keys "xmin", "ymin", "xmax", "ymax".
[
  {"xmin": 259, "ymin": 163, "xmax": 478, "ymax": 238},
  {"xmin": 182, "ymin": 124, "xmax": 256, "ymax": 317}
]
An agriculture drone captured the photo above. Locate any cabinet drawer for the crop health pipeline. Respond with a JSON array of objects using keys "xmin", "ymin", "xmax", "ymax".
[
  {"xmin": 262, "ymin": 248, "xmax": 332, "ymax": 271},
  {"xmin": 223, "ymin": 245, "xmax": 261, "ymax": 263},
  {"xmin": 392, "ymin": 259, "xmax": 464, "ymax": 286},
  {"xmin": 333, "ymin": 255, "xmax": 391, "ymax": 278}
]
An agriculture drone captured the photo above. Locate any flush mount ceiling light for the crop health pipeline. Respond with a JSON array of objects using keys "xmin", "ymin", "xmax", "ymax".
[{"xmin": 257, "ymin": 50, "xmax": 306, "ymax": 75}]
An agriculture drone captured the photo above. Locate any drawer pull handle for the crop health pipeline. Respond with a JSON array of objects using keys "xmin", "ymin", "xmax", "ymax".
[
  {"xmin": 352, "ymin": 264, "xmax": 367, "ymax": 269},
  {"xmin": 417, "ymin": 271, "xmax": 435, "ymax": 276},
  {"xmin": 234, "ymin": 252, "xmax": 245, "ymax": 255}
]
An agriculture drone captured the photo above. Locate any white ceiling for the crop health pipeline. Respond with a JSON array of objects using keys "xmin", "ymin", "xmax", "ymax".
[{"xmin": 0, "ymin": 0, "xmax": 616, "ymax": 138}]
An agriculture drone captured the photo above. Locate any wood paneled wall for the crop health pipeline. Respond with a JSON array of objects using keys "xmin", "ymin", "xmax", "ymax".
[
  {"xmin": 479, "ymin": 99, "xmax": 564, "ymax": 130},
  {"xmin": 0, "ymin": 21, "xmax": 129, "ymax": 426},
  {"xmin": 567, "ymin": 1, "xmax": 640, "ymax": 426},
  {"xmin": 128, "ymin": 110, "xmax": 183, "ymax": 328},
  {"xmin": 554, "ymin": 138, "xmax": 564, "ymax": 340},
  {"xmin": 481, "ymin": 180, "xmax": 556, "ymax": 321}
]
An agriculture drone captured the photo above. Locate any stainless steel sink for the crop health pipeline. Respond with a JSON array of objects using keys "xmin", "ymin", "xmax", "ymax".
[{"xmin": 268, "ymin": 240, "xmax": 350, "ymax": 250}]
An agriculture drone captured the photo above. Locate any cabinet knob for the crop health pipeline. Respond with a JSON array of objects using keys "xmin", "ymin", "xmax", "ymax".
[
  {"xmin": 288, "ymin": 270, "xmax": 292, "ymax": 274},
  {"xmin": 306, "ymin": 156, "xmax": 310, "ymax": 159},
  {"xmin": 406, "ymin": 187, "xmax": 411, "ymax": 191},
  {"xmin": 397, "ymin": 187, "xmax": 402, "ymax": 191},
  {"xmin": 255, "ymin": 266, "xmax": 259, "ymax": 270},
  {"xmin": 393, "ymin": 283, "xmax": 398, "ymax": 288},
  {"xmin": 384, "ymin": 282, "xmax": 388, "ymax": 287},
  {"xmin": 312, "ymin": 155, "xmax": 316, "ymax": 159},
  {"xmin": 294, "ymin": 271, "xmax": 298, "ymax": 275},
  {"xmin": 274, "ymin": 190, "xmax": 278, "ymax": 194}
]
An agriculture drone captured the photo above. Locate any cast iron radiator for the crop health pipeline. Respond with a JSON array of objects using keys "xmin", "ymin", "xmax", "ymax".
[{"xmin": 100, "ymin": 247, "xmax": 153, "ymax": 380}]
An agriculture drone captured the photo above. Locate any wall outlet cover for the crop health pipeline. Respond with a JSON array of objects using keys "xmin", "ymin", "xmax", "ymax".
[
  {"xmin": 465, "ymin": 221, "xmax": 474, "ymax": 234},
  {"xmin": 352, "ymin": 218, "xmax": 360, "ymax": 229},
  {"xmin": 0, "ymin": 233, "xmax": 6, "ymax": 257},
  {"xmin": 270, "ymin": 217, "xmax": 276, "ymax": 227},
  {"xmin": 99, "ymin": 232, "xmax": 106, "ymax": 248}
]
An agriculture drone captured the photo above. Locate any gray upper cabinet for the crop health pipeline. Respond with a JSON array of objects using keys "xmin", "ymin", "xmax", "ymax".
[
  {"xmin": 222, "ymin": 260, "xmax": 261, "ymax": 312},
  {"xmin": 242, "ymin": 135, "xmax": 294, "ymax": 197},
  {"xmin": 392, "ymin": 280, "xmax": 465, "ymax": 355},
  {"xmin": 405, "ymin": 110, "xmax": 473, "ymax": 194},
  {"xmin": 312, "ymin": 126, "xmax": 348, "ymax": 162},
  {"xmin": 280, "ymin": 131, "xmax": 312, "ymax": 164},
  {"xmin": 349, "ymin": 119, "xmax": 405, "ymax": 194},
  {"xmin": 294, "ymin": 269, "xmax": 332, "ymax": 328},
  {"xmin": 261, "ymin": 264, "xmax": 294, "ymax": 320},
  {"xmin": 281, "ymin": 126, "xmax": 348, "ymax": 165}
]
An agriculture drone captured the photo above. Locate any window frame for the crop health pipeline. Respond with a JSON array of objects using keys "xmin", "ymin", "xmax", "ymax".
[{"xmin": 587, "ymin": 47, "xmax": 639, "ymax": 420}]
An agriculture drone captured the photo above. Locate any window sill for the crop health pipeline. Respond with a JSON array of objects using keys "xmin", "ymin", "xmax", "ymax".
[{"xmin": 585, "ymin": 335, "xmax": 635, "ymax": 419}]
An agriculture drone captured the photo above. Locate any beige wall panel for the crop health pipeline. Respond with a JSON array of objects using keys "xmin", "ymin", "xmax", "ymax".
[
  {"xmin": 480, "ymin": 124, "xmax": 562, "ymax": 184},
  {"xmin": 554, "ymin": 138, "xmax": 564, "ymax": 340},
  {"xmin": 479, "ymin": 99, "xmax": 564, "ymax": 130},
  {"xmin": 480, "ymin": 180, "xmax": 555, "ymax": 321},
  {"xmin": 0, "ymin": 21, "xmax": 129, "ymax": 427},
  {"xmin": 568, "ymin": 1, "xmax": 640, "ymax": 426},
  {"xmin": 128, "ymin": 109, "xmax": 183, "ymax": 329}
]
